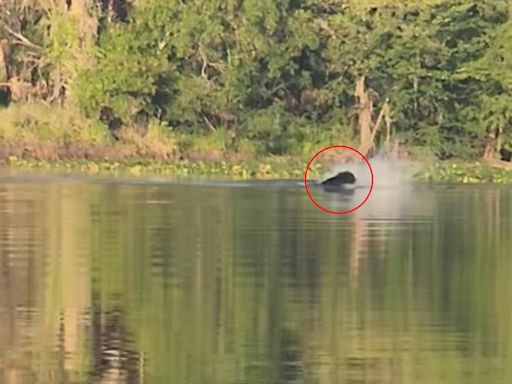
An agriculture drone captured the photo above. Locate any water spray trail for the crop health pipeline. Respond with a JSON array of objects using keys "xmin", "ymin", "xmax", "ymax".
[{"xmin": 322, "ymin": 146, "xmax": 419, "ymax": 218}]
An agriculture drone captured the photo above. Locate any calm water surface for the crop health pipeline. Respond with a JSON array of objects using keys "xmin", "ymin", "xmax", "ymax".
[{"xmin": 0, "ymin": 175, "xmax": 511, "ymax": 384}]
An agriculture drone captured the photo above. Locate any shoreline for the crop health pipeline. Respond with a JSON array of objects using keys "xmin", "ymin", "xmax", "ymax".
[
  {"xmin": 2, "ymin": 155, "xmax": 512, "ymax": 184},
  {"xmin": 1, "ymin": 156, "xmax": 313, "ymax": 180},
  {"xmin": 1, "ymin": 103, "xmax": 512, "ymax": 184}
]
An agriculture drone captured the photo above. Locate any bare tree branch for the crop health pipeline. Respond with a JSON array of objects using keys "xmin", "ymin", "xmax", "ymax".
[
  {"xmin": 201, "ymin": 113, "xmax": 216, "ymax": 132},
  {"xmin": 197, "ymin": 44, "xmax": 223, "ymax": 79},
  {"xmin": 3, "ymin": 25, "xmax": 42, "ymax": 50},
  {"xmin": 198, "ymin": 45, "xmax": 209, "ymax": 80}
]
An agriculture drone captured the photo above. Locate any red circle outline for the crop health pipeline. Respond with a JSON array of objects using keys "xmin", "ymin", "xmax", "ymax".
[{"xmin": 304, "ymin": 145, "xmax": 374, "ymax": 214}]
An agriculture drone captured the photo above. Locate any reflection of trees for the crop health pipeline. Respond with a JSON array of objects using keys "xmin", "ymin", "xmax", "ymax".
[
  {"xmin": 0, "ymin": 183, "xmax": 144, "ymax": 383},
  {"xmin": 91, "ymin": 303, "xmax": 141, "ymax": 384},
  {"xmin": 349, "ymin": 217, "xmax": 369, "ymax": 281},
  {"xmin": 38, "ymin": 184, "xmax": 92, "ymax": 383},
  {"xmin": 0, "ymin": 185, "xmax": 46, "ymax": 383},
  {"xmin": 1, "ymin": 182, "xmax": 512, "ymax": 383}
]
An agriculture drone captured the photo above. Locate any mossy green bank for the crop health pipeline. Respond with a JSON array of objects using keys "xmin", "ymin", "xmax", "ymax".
[{"xmin": 5, "ymin": 156, "xmax": 512, "ymax": 184}]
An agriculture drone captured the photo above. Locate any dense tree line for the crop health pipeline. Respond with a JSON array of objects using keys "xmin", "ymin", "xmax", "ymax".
[{"xmin": 1, "ymin": 0, "xmax": 512, "ymax": 160}]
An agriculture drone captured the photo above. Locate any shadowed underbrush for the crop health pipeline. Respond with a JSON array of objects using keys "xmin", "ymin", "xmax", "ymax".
[
  {"xmin": 0, "ymin": 102, "xmax": 344, "ymax": 164},
  {"xmin": 0, "ymin": 102, "xmax": 176, "ymax": 162}
]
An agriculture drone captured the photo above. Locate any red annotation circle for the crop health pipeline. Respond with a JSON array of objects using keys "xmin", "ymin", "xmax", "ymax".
[{"xmin": 304, "ymin": 145, "xmax": 374, "ymax": 214}]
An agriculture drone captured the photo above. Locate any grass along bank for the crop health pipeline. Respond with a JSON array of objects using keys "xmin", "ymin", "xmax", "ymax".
[
  {"xmin": 2, "ymin": 104, "xmax": 512, "ymax": 183},
  {"xmin": 0, "ymin": 102, "xmax": 331, "ymax": 180},
  {"xmin": 415, "ymin": 161, "xmax": 512, "ymax": 184},
  {"xmin": 3, "ymin": 156, "xmax": 316, "ymax": 180},
  {"xmin": 5, "ymin": 154, "xmax": 512, "ymax": 185}
]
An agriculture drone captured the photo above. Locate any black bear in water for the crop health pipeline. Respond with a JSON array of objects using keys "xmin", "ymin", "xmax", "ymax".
[
  {"xmin": 320, "ymin": 171, "xmax": 357, "ymax": 192},
  {"xmin": 99, "ymin": 106, "xmax": 123, "ymax": 141}
]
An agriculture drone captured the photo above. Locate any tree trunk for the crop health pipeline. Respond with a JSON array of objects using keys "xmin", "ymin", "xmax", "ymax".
[
  {"xmin": 351, "ymin": 77, "xmax": 392, "ymax": 159},
  {"xmin": 0, "ymin": 41, "xmax": 7, "ymax": 83},
  {"xmin": 483, "ymin": 129, "xmax": 498, "ymax": 160},
  {"xmin": 384, "ymin": 103, "xmax": 392, "ymax": 149},
  {"xmin": 355, "ymin": 76, "xmax": 373, "ymax": 152},
  {"xmin": 47, "ymin": 0, "xmax": 98, "ymax": 106}
]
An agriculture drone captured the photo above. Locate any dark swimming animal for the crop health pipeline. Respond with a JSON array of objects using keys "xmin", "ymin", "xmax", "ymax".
[
  {"xmin": 321, "ymin": 171, "xmax": 356, "ymax": 187},
  {"xmin": 318, "ymin": 171, "xmax": 357, "ymax": 193}
]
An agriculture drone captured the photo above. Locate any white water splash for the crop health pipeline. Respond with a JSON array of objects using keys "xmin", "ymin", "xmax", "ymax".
[
  {"xmin": 322, "ymin": 148, "xmax": 412, "ymax": 189},
  {"xmin": 321, "ymin": 149, "xmax": 430, "ymax": 218}
]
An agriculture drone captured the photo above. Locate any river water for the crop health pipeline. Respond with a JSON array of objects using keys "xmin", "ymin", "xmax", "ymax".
[{"xmin": 0, "ymin": 175, "xmax": 511, "ymax": 384}]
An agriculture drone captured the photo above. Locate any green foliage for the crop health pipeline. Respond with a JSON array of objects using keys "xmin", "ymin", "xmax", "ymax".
[
  {"xmin": 4, "ymin": 0, "xmax": 512, "ymax": 162},
  {"xmin": 45, "ymin": 14, "xmax": 80, "ymax": 64},
  {"xmin": 178, "ymin": 129, "xmax": 233, "ymax": 153},
  {"xmin": 415, "ymin": 161, "xmax": 512, "ymax": 183},
  {"xmin": 76, "ymin": 22, "xmax": 167, "ymax": 118},
  {"xmin": 0, "ymin": 102, "xmax": 105, "ymax": 143}
]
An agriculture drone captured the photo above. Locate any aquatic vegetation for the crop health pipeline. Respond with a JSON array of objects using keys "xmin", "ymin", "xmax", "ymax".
[
  {"xmin": 4, "ymin": 155, "xmax": 512, "ymax": 184},
  {"xmin": 415, "ymin": 162, "xmax": 512, "ymax": 184},
  {"xmin": 4, "ymin": 155, "xmax": 322, "ymax": 180}
]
